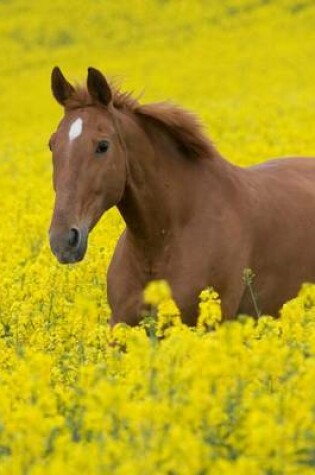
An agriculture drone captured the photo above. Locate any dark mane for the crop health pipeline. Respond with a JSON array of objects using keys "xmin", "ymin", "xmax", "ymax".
[{"xmin": 66, "ymin": 84, "xmax": 217, "ymax": 160}]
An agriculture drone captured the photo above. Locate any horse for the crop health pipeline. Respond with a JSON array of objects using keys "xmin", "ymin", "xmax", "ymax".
[{"xmin": 49, "ymin": 66, "xmax": 315, "ymax": 325}]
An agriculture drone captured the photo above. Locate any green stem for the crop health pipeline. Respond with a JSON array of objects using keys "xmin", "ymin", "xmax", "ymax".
[{"xmin": 243, "ymin": 268, "xmax": 261, "ymax": 318}]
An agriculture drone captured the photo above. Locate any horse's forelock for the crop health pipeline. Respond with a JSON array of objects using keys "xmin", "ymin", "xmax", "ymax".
[
  {"xmin": 63, "ymin": 85, "xmax": 94, "ymax": 109},
  {"xmin": 63, "ymin": 84, "xmax": 139, "ymax": 111}
]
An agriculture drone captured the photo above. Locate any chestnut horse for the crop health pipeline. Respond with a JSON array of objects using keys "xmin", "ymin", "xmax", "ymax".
[{"xmin": 49, "ymin": 67, "xmax": 315, "ymax": 325}]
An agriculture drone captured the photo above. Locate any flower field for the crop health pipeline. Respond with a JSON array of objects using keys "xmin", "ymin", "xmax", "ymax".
[{"xmin": 1, "ymin": 0, "xmax": 315, "ymax": 473}]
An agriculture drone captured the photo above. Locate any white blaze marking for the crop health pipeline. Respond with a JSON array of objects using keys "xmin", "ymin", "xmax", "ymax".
[{"xmin": 69, "ymin": 118, "xmax": 83, "ymax": 141}]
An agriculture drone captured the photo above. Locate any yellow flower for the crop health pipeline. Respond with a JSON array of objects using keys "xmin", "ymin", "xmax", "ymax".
[
  {"xmin": 197, "ymin": 287, "xmax": 222, "ymax": 332},
  {"xmin": 1, "ymin": 2, "xmax": 315, "ymax": 472}
]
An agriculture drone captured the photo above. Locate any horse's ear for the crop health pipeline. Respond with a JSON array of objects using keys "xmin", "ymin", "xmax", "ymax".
[
  {"xmin": 51, "ymin": 67, "xmax": 75, "ymax": 106},
  {"xmin": 87, "ymin": 67, "xmax": 112, "ymax": 106}
]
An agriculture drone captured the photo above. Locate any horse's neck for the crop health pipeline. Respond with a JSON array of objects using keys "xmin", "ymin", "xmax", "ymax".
[{"xmin": 117, "ymin": 110, "xmax": 235, "ymax": 250}]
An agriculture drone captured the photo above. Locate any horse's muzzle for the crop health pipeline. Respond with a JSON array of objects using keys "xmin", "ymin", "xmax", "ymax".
[{"xmin": 49, "ymin": 227, "xmax": 88, "ymax": 264}]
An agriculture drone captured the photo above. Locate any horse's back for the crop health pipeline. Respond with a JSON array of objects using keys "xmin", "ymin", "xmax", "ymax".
[
  {"xmin": 249, "ymin": 156, "xmax": 315, "ymax": 176},
  {"xmin": 247, "ymin": 156, "xmax": 315, "ymax": 200}
]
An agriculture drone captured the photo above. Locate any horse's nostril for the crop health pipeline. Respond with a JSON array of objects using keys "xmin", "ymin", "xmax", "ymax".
[{"xmin": 68, "ymin": 228, "xmax": 81, "ymax": 248}]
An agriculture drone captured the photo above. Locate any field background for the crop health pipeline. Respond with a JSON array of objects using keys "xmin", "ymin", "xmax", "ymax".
[{"xmin": 1, "ymin": 0, "xmax": 315, "ymax": 473}]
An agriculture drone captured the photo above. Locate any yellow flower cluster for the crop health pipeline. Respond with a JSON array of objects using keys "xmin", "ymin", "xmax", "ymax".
[
  {"xmin": 1, "ymin": 0, "xmax": 315, "ymax": 473},
  {"xmin": 198, "ymin": 288, "xmax": 222, "ymax": 332},
  {"xmin": 2, "ymin": 281, "xmax": 315, "ymax": 474},
  {"xmin": 144, "ymin": 280, "xmax": 182, "ymax": 337}
]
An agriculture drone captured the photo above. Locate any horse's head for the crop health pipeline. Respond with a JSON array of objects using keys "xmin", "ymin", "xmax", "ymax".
[{"xmin": 49, "ymin": 67, "xmax": 127, "ymax": 264}]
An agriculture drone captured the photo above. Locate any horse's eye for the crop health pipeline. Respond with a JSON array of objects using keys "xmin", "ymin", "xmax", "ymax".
[{"xmin": 96, "ymin": 140, "xmax": 110, "ymax": 155}]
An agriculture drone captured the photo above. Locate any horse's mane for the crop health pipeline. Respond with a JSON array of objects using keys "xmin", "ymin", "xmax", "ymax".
[
  {"xmin": 66, "ymin": 85, "xmax": 217, "ymax": 160},
  {"xmin": 135, "ymin": 102, "xmax": 216, "ymax": 159}
]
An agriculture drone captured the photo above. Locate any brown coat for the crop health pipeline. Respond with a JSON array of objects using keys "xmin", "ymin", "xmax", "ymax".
[{"xmin": 49, "ymin": 67, "xmax": 315, "ymax": 325}]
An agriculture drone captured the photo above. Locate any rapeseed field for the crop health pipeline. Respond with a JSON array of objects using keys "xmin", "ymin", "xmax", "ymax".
[{"xmin": 1, "ymin": 0, "xmax": 315, "ymax": 473}]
